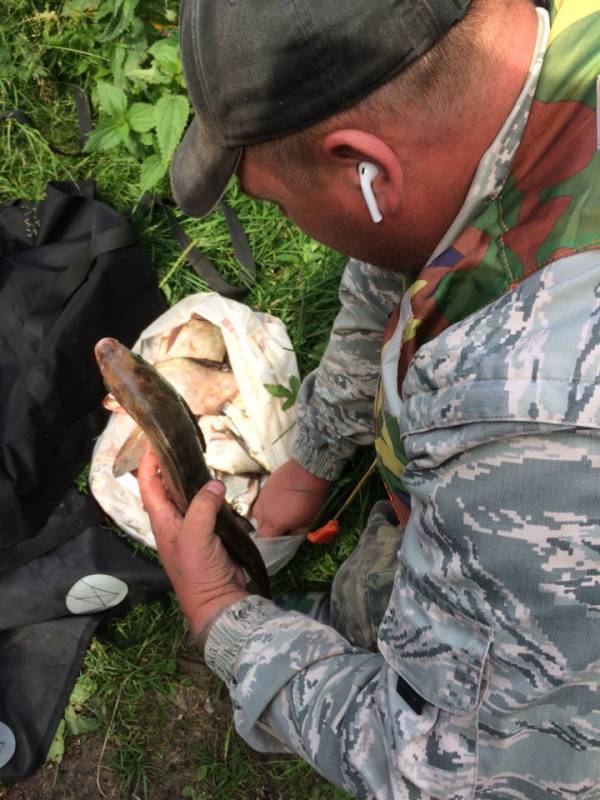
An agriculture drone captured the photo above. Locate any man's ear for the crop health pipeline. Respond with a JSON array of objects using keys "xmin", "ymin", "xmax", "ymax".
[{"xmin": 321, "ymin": 129, "xmax": 404, "ymax": 216}]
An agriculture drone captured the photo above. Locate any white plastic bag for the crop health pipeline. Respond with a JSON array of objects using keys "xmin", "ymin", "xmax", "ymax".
[{"xmin": 90, "ymin": 293, "xmax": 305, "ymax": 575}]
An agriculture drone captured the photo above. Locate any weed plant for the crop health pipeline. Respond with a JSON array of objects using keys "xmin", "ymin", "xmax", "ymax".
[{"xmin": 1, "ymin": 2, "xmax": 382, "ymax": 798}]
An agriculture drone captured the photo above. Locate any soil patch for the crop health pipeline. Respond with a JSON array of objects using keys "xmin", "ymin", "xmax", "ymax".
[{"xmin": 1, "ymin": 650, "xmax": 329, "ymax": 800}]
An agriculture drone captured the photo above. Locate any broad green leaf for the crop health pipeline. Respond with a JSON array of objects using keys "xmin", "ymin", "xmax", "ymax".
[
  {"xmin": 116, "ymin": 120, "xmax": 132, "ymax": 144},
  {"xmin": 122, "ymin": 44, "xmax": 146, "ymax": 78},
  {"xmin": 127, "ymin": 102, "xmax": 156, "ymax": 133},
  {"xmin": 96, "ymin": 81, "xmax": 126, "ymax": 116},
  {"xmin": 289, "ymin": 374, "xmax": 301, "ymax": 394},
  {"xmin": 139, "ymin": 131, "xmax": 154, "ymax": 146},
  {"xmin": 46, "ymin": 719, "xmax": 65, "ymax": 766},
  {"xmin": 149, "ymin": 38, "xmax": 181, "ymax": 74},
  {"xmin": 140, "ymin": 154, "xmax": 168, "ymax": 193},
  {"xmin": 125, "ymin": 65, "xmax": 163, "ymax": 85},
  {"xmin": 84, "ymin": 120, "xmax": 124, "ymax": 152},
  {"xmin": 154, "ymin": 94, "xmax": 190, "ymax": 164},
  {"xmin": 110, "ymin": 45, "xmax": 127, "ymax": 87}
]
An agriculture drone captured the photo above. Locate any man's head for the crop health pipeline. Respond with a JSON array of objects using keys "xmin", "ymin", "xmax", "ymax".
[{"xmin": 173, "ymin": 0, "xmax": 538, "ymax": 271}]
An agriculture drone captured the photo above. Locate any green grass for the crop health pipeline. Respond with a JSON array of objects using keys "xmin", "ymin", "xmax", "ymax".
[{"xmin": 1, "ymin": 3, "xmax": 380, "ymax": 798}]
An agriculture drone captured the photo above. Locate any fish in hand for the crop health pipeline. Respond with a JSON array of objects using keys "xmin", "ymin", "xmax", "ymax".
[{"xmin": 94, "ymin": 337, "xmax": 270, "ymax": 597}]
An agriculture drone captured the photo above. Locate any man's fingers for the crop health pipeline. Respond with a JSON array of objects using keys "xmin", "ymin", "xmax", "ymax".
[
  {"xmin": 185, "ymin": 480, "xmax": 226, "ymax": 542},
  {"xmin": 138, "ymin": 441, "xmax": 182, "ymax": 531}
]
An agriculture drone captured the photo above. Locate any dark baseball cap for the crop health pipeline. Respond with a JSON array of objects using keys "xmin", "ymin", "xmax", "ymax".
[{"xmin": 171, "ymin": 0, "xmax": 471, "ymax": 218}]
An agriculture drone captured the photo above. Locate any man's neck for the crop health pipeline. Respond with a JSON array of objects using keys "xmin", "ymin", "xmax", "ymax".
[{"xmin": 400, "ymin": 1, "xmax": 541, "ymax": 265}]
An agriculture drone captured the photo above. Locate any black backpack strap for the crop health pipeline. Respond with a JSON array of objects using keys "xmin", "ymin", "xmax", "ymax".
[
  {"xmin": 141, "ymin": 195, "xmax": 256, "ymax": 299},
  {"xmin": 35, "ymin": 223, "xmax": 138, "ymax": 315},
  {"xmin": 0, "ymin": 221, "xmax": 139, "ymax": 367},
  {"xmin": 0, "ymin": 85, "xmax": 91, "ymax": 157},
  {"xmin": 220, "ymin": 202, "xmax": 256, "ymax": 286}
]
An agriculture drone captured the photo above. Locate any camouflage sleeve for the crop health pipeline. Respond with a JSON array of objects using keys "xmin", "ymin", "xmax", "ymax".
[
  {"xmin": 291, "ymin": 258, "xmax": 406, "ymax": 481},
  {"xmin": 205, "ymin": 420, "xmax": 600, "ymax": 798}
]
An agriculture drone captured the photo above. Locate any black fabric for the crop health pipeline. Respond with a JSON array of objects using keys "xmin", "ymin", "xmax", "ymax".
[
  {"xmin": 0, "ymin": 501, "xmax": 169, "ymax": 781},
  {"xmin": 0, "ymin": 180, "xmax": 168, "ymax": 566},
  {"xmin": 0, "ymin": 181, "xmax": 171, "ymax": 780}
]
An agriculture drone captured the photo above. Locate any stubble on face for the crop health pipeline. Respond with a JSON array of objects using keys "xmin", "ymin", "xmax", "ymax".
[{"xmin": 319, "ymin": 203, "xmax": 436, "ymax": 274}]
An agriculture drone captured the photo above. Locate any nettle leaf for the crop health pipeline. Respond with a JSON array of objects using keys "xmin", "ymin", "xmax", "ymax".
[
  {"xmin": 84, "ymin": 120, "xmax": 125, "ymax": 152},
  {"xmin": 122, "ymin": 44, "xmax": 146, "ymax": 79},
  {"xmin": 154, "ymin": 93, "xmax": 190, "ymax": 164},
  {"xmin": 125, "ymin": 65, "xmax": 164, "ymax": 85},
  {"xmin": 110, "ymin": 45, "xmax": 127, "ymax": 86},
  {"xmin": 98, "ymin": 0, "xmax": 140, "ymax": 41},
  {"xmin": 127, "ymin": 102, "xmax": 156, "ymax": 133},
  {"xmin": 149, "ymin": 38, "xmax": 181, "ymax": 74},
  {"xmin": 96, "ymin": 81, "xmax": 127, "ymax": 116},
  {"xmin": 140, "ymin": 154, "xmax": 168, "ymax": 193}
]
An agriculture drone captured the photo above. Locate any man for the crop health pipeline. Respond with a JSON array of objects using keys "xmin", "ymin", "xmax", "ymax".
[{"xmin": 138, "ymin": 0, "xmax": 600, "ymax": 796}]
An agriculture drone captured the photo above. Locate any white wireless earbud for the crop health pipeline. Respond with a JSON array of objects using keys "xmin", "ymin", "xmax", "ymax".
[{"xmin": 358, "ymin": 161, "xmax": 382, "ymax": 224}]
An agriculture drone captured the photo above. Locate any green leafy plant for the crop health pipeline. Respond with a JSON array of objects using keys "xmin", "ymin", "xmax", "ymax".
[
  {"xmin": 84, "ymin": 77, "xmax": 190, "ymax": 192},
  {"xmin": 55, "ymin": 0, "xmax": 191, "ymax": 194},
  {"xmin": 264, "ymin": 374, "xmax": 301, "ymax": 411},
  {"xmin": 46, "ymin": 674, "xmax": 99, "ymax": 768}
]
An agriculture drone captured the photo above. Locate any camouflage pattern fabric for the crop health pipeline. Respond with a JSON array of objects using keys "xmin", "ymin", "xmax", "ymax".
[
  {"xmin": 207, "ymin": 248, "xmax": 600, "ymax": 799},
  {"xmin": 291, "ymin": 7, "xmax": 546, "ymax": 483},
  {"xmin": 330, "ymin": 500, "xmax": 402, "ymax": 651},
  {"xmin": 291, "ymin": 259, "xmax": 407, "ymax": 481},
  {"xmin": 376, "ymin": 0, "xmax": 600, "ymax": 509},
  {"xmin": 203, "ymin": 3, "xmax": 600, "ymax": 797},
  {"xmin": 275, "ymin": 501, "xmax": 403, "ymax": 651}
]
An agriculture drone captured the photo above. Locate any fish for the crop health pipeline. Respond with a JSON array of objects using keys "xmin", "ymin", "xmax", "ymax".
[
  {"xmin": 113, "ymin": 424, "xmax": 147, "ymax": 477},
  {"xmin": 95, "ymin": 337, "xmax": 270, "ymax": 597},
  {"xmin": 155, "ymin": 359, "xmax": 238, "ymax": 415},
  {"xmin": 199, "ymin": 415, "xmax": 265, "ymax": 475},
  {"xmin": 154, "ymin": 315, "xmax": 227, "ymax": 364},
  {"xmin": 104, "ymin": 358, "xmax": 239, "ymax": 418}
]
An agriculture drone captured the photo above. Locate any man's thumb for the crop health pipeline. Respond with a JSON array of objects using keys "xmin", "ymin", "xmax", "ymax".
[
  {"xmin": 204, "ymin": 480, "xmax": 226, "ymax": 498},
  {"xmin": 187, "ymin": 480, "xmax": 226, "ymax": 526}
]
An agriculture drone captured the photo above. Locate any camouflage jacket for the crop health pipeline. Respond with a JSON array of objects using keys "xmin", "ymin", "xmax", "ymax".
[{"xmin": 205, "ymin": 4, "xmax": 600, "ymax": 798}]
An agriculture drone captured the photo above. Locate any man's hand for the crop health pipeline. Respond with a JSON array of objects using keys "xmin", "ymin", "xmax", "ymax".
[
  {"xmin": 253, "ymin": 458, "xmax": 331, "ymax": 538},
  {"xmin": 138, "ymin": 446, "xmax": 249, "ymax": 640}
]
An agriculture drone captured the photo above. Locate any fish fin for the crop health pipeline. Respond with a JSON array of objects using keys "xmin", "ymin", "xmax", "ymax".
[{"xmin": 113, "ymin": 427, "xmax": 147, "ymax": 477}]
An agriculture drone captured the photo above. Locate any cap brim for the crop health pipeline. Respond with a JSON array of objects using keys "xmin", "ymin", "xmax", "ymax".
[{"xmin": 170, "ymin": 115, "xmax": 242, "ymax": 218}]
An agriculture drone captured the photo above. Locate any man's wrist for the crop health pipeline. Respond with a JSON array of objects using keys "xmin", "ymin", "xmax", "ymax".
[
  {"xmin": 187, "ymin": 589, "xmax": 250, "ymax": 643},
  {"xmin": 203, "ymin": 595, "xmax": 286, "ymax": 684}
]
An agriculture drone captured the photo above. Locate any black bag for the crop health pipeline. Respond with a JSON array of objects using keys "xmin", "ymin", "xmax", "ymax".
[{"xmin": 0, "ymin": 181, "xmax": 171, "ymax": 780}]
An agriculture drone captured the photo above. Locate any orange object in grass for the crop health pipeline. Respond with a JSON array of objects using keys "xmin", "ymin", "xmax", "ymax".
[
  {"xmin": 307, "ymin": 519, "xmax": 340, "ymax": 544},
  {"xmin": 307, "ymin": 459, "xmax": 378, "ymax": 546}
]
